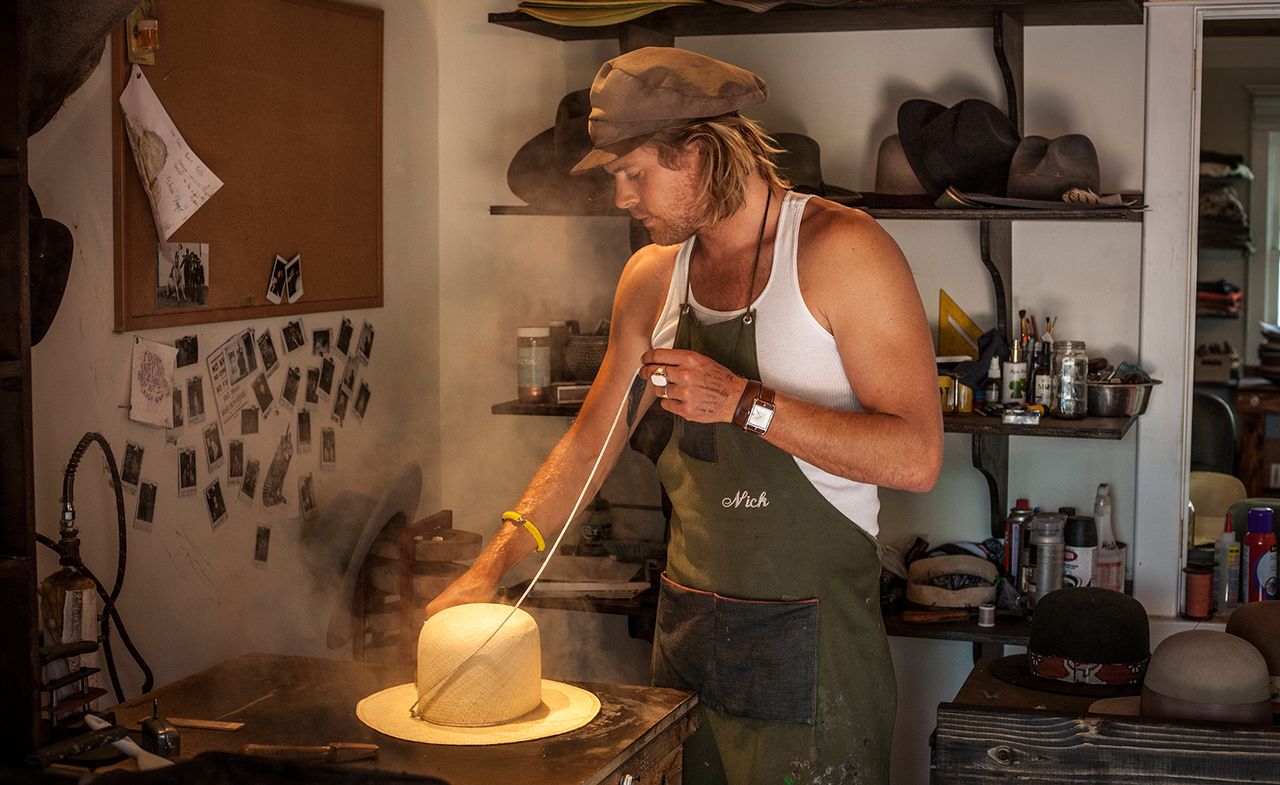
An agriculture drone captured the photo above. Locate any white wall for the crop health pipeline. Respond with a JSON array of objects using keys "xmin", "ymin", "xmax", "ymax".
[{"xmin": 28, "ymin": 0, "xmax": 442, "ymax": 691}]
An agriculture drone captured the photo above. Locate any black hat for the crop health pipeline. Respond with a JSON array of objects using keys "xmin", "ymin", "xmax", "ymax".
[
  {"xmin": 0, "ymin": 187, "xmax": 73, "ymax": 346},
  {"xmin": 507, "ymin": 90, "xmax": 612, "ymax": 212},
  {"xmin": 990, "ymin": 587, "xmax": 1150, "ymax": 697},
  {"xmin": 896, "ymin": 98, "xmax": 1020, "ymax": 199},
  {"xmin": 771, "ymin": 132, "xmax": 860, "ymax": 205}
]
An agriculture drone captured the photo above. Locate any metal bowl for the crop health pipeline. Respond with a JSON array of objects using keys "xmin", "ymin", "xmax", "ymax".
[{"xmin": 1086, "ymin": 380, "xmax": 1161, "ymax": 417}]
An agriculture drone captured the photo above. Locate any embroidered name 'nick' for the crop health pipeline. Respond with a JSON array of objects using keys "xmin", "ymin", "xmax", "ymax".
[{"xmin": 722, "ymin": 490, "xmax": 769, "ymax": 509}]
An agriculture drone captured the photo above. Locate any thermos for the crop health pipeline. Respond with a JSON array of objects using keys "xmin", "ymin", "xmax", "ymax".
[{"xmin": 1242, "ymin": 507, "xmax": 1278, "ymax": 602}]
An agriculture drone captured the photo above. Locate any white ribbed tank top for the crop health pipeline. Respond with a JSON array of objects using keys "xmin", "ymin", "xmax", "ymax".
[{"xmin": 650, "ymin": 191, "xmax": 881, "ymax": 537}]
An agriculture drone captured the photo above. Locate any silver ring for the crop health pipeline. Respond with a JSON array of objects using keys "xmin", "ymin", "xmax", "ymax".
[{"xmin": 651, "ymin": 365, "xmax": 669, "ymax": 387}]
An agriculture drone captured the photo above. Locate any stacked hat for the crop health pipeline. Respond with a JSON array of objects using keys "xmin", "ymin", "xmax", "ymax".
[
  {"xmin": 771, "ymin": 132, "xmax": 860, "ymax": 205},
  {"xmin": 506, "ymin": 90, "xmax": 612, "ymax": 212}
]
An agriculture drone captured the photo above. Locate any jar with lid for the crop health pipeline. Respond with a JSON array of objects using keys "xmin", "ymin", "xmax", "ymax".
[
  {"xmin": 516, "ymin": 327, "xmax": 551, "ymax": 403},
  {"xmin": 1050, "ymin": 340, "xmax": 1088, "ymax": 419}
]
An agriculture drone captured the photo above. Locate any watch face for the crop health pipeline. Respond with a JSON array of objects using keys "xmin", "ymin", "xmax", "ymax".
[{"xmin": 745, "ymin": 400, "xmax": 775, "ymax": 433}]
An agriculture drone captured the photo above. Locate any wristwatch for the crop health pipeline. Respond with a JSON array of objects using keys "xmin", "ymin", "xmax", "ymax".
[{"xmin": 732, "ymin": 380, "xmax": 776, "ymax": 435}]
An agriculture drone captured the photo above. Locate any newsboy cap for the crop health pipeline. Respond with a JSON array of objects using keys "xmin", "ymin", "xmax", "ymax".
[{"xmin": 571, "ymin": 47, "xmax": 768, "ymax": 174}]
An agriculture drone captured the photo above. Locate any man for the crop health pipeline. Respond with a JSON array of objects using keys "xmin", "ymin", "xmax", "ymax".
[{"xmin": 430, "ymin": 48, "xmax": 941, "ymax": 785}]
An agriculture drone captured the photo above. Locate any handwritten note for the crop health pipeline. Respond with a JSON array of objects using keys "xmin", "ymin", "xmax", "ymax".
[{"xmin": 118, "ymin": 65, "xmax": 223, "ymax": 240}]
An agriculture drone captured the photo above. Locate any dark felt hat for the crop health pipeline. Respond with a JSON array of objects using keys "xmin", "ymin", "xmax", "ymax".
[
  {"xmin": 771, "ymin": 132, "xmax": 860, "ymax": 205},
  {"xmin": 896, "ymin": 98, "xmax": 1020, "ymax": 200},
  {"xmin": 572, "ymin": 47, "xmax": 767, "ymax": 174},
  {"xmin": 956, "ymin": 134, "xmax": 1106, "ymax": 210},
  {"xmin": 507, "ymin": 89, "xmax": 612, "ymax": 211},
  {"xmin": 990, "ymin": 587, "xmax": 1150, "ymax": 697},
  {"xmin": 0, "ymin": 187, "xmax": 73, "ymax": 346}
]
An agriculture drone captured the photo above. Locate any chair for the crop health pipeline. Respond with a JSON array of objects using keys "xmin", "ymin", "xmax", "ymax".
[
  {"xmin": 1190, "ymin": 391, "xmax": 1238, "ymax": 475},
  {"xmin": 1188, "ymin": 471, "xmax": 1247, "ymax": 545}
]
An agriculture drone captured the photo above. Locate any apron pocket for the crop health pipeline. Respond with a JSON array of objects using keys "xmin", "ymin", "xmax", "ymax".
[
  {"xmin": 713, "ymin": 594, "xmax": 819, "ymax": 725},
  {"xmin": 652, "ymin": 575, "xmax": 714, "ymax": 693},
  {"xmin": 677, "ymin": 419, "xmax": 718, "ymax": 463}
]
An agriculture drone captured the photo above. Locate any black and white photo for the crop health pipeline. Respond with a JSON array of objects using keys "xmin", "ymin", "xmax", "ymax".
[
  {"xmin": 356, "ymin": 320, "xmax": 374, "ymax": 364},
  {"xmin": 187, "ymin": 375, "xmax": 206, "ymax": 424},
  {"xmin": 336, "ymin": 318, "xmax": 353, "ymax": 356},
  {"xmin": 241, "ymin": 407, "xmax": 259, "ymax": 435},
  {"xmin": 312, "ymin": 328, "xmax": 331, "ymax": 357},
  {"xmin": 121, "ymin": 441, "xmax": 144, "ymax": 492},
  {"xmin": 266, "ymin": 255, "xmax": 287, "ymax": 305},
  {"xmin": 156, "ymin": 241, "xmax": 210, "ymax": 308},
  {"xmin": 340, "ymin": 356, "xmax": 358, "ymax": 393},
  {"xmin": 299, "ymin": 472, "xmax": 317, "ymax": 521},
  {"xmin": 239, "ymin": 458, "xmax": 259, "ymax": 505},
  {"xmin": 321, "ymin": 427, "xmax": 336, "ymax": 470},
  {"xmin": 319, "ymin": 356, "xmax": 334, "ymax": 400},
  {"xmin": 135, "ymin": 480, "xmax": 157, "ymax": 530},
  {"xmin": 179, "ymin": 447, "xmax": 197, "ymax": 497},
  {"xmin": 298, "ymin": 409, "xmax": 312, "ymax": 453},
  {"xmin": 332, "ymin": 387, "xmax": 349, "ymax": 426},
  {"xmin": 175, "ymin": 335, "xmax": 199, "ymax": 368},
  {"xmin": 203, "ymin": 421, "xmax": 224, "ymax": 472},
  {"xmin": 282, "ymin": 319, "xmax": 305, "ymax": 354},
  {"xmin": 171, "ymin": 387, "xmax": 184, "ymax": 429},
  {"xmin": 228, "ymin": 439, "xmax": 244, "ymax": 484},
  {"xmin": 261, "ymin": 430, "xmax": 293, "ymax": 508},
  {"xmin": 354, "ymin": 382, "xmax": 371, "ymax": 421},
  {"xmin": 251, "ymin": 372, "xmax": 274, "ymax": 413},
  {"xmin": 305, "ymin": 367, "xmax": 319, "ymax": 404},
  {"xmin": 280, "ymin": 366, "xmax": 300, "ymax": 408},
  {"xmin": 257, "ymin": 330, "xmax": 279, "ymax": 377},
  {"xmin": 285, "ymin": 254, "xmax": 303, "ymax": 303},
  {"xmin": 205, "ymin": 479, "xmax": 228, "ymax": 529}
]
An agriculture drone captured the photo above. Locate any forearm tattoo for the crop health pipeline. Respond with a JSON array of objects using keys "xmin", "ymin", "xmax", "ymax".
[{"xmin": 626, "ymin": 376, "xmax": 647, "ymax": 427}]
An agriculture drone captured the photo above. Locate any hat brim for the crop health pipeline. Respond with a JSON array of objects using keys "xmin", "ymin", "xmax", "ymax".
[
  {"xmin": 943, "ymin": 190, "xmax": 1135, "ymax": 211},
  {"xmin": 1087, "ymin": 695, "xmax": 1140, "ymax": 715},
  {"xmin": 895, "ymin": 99, "xmax": 949, "ymax": 198},
  {"xmin": 508, "ymin": 129, "xmax": 612, "ymax": 210},
  {"xmin": 989, "ymin": 654, "xmax": 1142, "ymax": 698},
  {"xmin": 356, "ymin": 680, "xmax": 601, "ymax": 745}
]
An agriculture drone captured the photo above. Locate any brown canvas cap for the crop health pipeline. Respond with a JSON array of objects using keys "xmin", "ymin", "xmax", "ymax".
[{"xmin": 571, "ymin": 47, "xmax": 768, "ymax": 174}]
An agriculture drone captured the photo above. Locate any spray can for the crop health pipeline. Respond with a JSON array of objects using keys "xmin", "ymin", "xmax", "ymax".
[
  {"xmin": 1242, "ymin": 507, "xmax": 1278, "ymax": 602},
  {"xmin": 984, "ymin": 356, "xmax": 1002, "ymax": 406},
  {"xmin": 1214, "ymin": 512, "xmax": 1241, "ymax": 609},
  {"xmin": 1029, "ymin": 513, "xmax": 1066, "ymax": 607},
  {"xmin": 1063, "ymin": 515, "xmax": 1098, "ymax": 588},
  {"xmin": 1003, "ymin": 498, "xmax": 1034, "ymax": 582}
]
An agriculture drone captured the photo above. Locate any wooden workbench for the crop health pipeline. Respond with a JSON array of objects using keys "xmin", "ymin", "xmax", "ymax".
[
  {"xmin": 106, "ymin": 653, "xmax": 698, "ymax": 785},
  {"xmin": 931, "ymin": 659, "xmax": 1280, "ymax": 784}
]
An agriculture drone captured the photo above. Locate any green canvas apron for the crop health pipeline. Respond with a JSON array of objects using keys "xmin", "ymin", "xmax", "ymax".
[{"xmin": 653, "ymin": 296, "xmax": 895, "ymax": 785}]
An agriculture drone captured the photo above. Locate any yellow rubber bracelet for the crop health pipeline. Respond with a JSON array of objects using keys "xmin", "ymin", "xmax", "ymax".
[{"xmin": 501, "ymin": 511, "xmax": 545, "ymax": 553}]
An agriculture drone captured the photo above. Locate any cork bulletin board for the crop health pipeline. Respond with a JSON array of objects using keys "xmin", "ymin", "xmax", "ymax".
[{"xmin": 111, "ymin": 0, "xmax": 383, "ymax": 332}]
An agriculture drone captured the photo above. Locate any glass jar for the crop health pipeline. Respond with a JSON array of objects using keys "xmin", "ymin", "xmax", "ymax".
[
  {"xmin": 516, "ymin": 327, "xmax": 551, "ymax": 403},
  {"xmin": 1050, "ymin": 340, "xmax": 1088, "ymax": 419}
]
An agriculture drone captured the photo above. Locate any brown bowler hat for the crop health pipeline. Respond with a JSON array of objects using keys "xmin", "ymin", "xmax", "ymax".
[
  {"xmin": 571, "ymin": 47, "xmax": 767, "ymax": 174},
  {"xmin": 1226, "ymin": 601, "xmax": 1280, "ymax": 711}
]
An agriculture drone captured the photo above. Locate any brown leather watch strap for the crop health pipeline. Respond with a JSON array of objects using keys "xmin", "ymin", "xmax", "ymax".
[{"xmin": 732, "ymin": 380, "xmax": 762, "ymax": 428}]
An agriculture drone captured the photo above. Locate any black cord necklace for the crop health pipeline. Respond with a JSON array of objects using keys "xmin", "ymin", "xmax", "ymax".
[{"xmin": 742, "ymin": 186, "xmax": 772, "ymax": 326}]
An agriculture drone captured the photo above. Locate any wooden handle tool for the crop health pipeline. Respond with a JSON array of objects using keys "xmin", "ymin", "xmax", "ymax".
[
  {"xmin": 241, "ymin": 742, "xmax": 379, "ymax": 763},
  {"xmin": 901, "ymin": 609, "xmax": 972, "ymax": 624}
]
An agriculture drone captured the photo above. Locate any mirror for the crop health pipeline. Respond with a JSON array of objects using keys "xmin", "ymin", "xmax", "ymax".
[{"xmin": 1189, "ymin": 19, "xmax": 1280, "ymax": 546}]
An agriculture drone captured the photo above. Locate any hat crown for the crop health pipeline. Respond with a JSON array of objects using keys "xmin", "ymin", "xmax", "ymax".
[
  {"xmin": 415, "ymin": 604, "xmax": 542, "ymax": 727},
  {"xmin": 1007, "ymin": 134, "xmax": 1100, "ymax": 200},
  {"xmin": 896, "ymin": 98, "xmax": 1020, "ymax": 198},
  {"xmin": 1144, "ymin": 630, "xmax": 1270, "ymax": 705},
  {"xmin": 1028, "ymin": 587, "xmax": 1150, "ymax": 664}
]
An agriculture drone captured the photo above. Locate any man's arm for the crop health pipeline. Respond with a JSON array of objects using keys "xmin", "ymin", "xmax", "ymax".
[
  {"xmin": 426, "ymin": 245, "xmax": 672, "ymax": 617},
  {"xmin": 640, "ymin": 205, "xmax": 942, "ymax": 492}
]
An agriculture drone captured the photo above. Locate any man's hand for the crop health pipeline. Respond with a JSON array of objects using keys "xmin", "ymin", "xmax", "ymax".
[
  {"xmin": 425, "ymin": 566, "xmax": 500, "ymax": 620},
  {"xmin": 640, "ymin": 348, "xmax": 747, "ymax": 423}
]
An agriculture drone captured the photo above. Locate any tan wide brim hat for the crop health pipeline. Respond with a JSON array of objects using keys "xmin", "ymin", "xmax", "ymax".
[{"xmin": 356, "ymin": 679, "xmax": 600, "ymax": 746}]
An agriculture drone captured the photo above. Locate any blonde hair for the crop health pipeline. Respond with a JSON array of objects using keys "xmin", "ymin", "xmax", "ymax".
[{"xmin": 649, "ymin": 114, "xmax": 791, "ymax": 225}]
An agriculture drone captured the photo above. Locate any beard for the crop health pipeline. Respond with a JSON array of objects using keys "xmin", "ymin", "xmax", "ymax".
[{"xmin": 635, "ymin": 168, "xmax": 713, "ymax": 246}]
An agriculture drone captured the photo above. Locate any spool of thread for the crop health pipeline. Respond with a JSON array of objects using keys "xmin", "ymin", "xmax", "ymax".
[
  {"xmin": 1182, "ymin": 563, "xmax": 1215, "ymax": 620},
  {"xmin": 977, "ymin": 603, "xmax": 996, "ymax": 628}
]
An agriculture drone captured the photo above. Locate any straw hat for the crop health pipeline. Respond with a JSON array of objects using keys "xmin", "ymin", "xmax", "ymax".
[{"xmin": 356, "ymin": 604, "xmax": 600, "ymax": 745}]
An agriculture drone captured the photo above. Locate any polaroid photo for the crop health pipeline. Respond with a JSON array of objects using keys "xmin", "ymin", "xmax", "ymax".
[
  {"xmin": 305, "ymin": 368, "xmax": 320, "ymax": 404},
  {"xmin": 321, "ymin": 427, "xmax": 336, "ymax": 471},
  {"xmin": 186, "ymin": 375, "xmax": 206, "ymax": 424},
  {"xmin": 134, "ymin": 479, "xmax": 158, "ymax": 532},
  {"xmin": 156, "ymin": 241, "xmax": 210, "ymax": 308},
  {"xmin": 203, "ymin": 421, "xmax": 224, "ymax": 473},
  {"xmin": 280, "ymin": 366, "xmax": 301, "ymax": 409},
  {"xmin": 298, "ymin": 472, "xmax": 317, "ymax": 521},
  {"xmin": 266, "ymin": 255, "xmax": 287, "ymax": 305},
  {"xmin": 297, "ymin": 409, "xmax": 312, "ymax": 453},
  {"xmin": 120, "ymin": 441, "xmax": 144, "ymax": 493},
  {"xmin": 332, "ymin": 387, "xmax": 349, "ymax": 426},
  {"xmin": 167, "ymin": 387, "xmax": 184, "ymax": 444},
  {"xmin": 282, "ymin": 319, "xmax": 306, "ymax": 354},
  {"xmin": 356, "ymin": 321, "xmax": 374, "ymax": 365},
  {"xmin": 205, "ymin": 479, "xmax": 229, "ymax": 529},
  {"xmin": 175, "ymin": 335, "xmax": 199, "ymax": 368},
  {"xmin": 251, "ymin": 373, "xmax": 274, "ymax": 415},
  {"xmin": 261, "ymin": 430, "xmax": 294, "ymax": 508},
  {"xmin": 312, "ymin": 328, "xmax": 331, "ymax": 357},
  {"xmin": 254, "ymin": 525, "xmax": 271, "ymax": 568},
  {"xmin": 241, "ymin": 407, "xmax": 260, "ymax": 436},
  {"xmin": 239, "ymin": 329, "xmax": 259, "ymax": 376},
  {"xmin": 224, "ymin": 331, "xmax": 256, "ymax": 388},
  {"xmin": 340, "ymin": 357, "xmax": 358, "ymax": 394},
  {"xmin": 178, "ymin": 447, "xmax": 197, "ymax": 497},
  {"xmin": 228, "ymin": 439, "xmax": 244, "ymax": 484},
  {"xmin": 336, "ymin": 318, "xmax": 353, "ymax": 356},
  {"xmin": 285, "ymin": 254, "xmax": 304, "ymax": 304},
  {"xmin": 354, "ymin": 382, "xmax": 371, "ymax": 421},
  {"xmin": 256, "ymin": 330, "xmax": 280, "ymax": 378},
  {"xmin": 318, "ymin": 357, "xmax": 334, "ymax": 400},
  {"xmin": 239, "ymin": 458, "xmax": 259, "ymax": 505}
]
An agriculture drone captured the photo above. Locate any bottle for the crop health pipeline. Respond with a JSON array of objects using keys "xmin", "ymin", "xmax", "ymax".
[
  {"xmin": 1063, "ymin": 514, "xmax": 1098, "ymax": 588},
  {"xmin": 984, "ymin": 356, "xmax": 1002, "ymax": 406},
  {"xmin": 1214, "ymin": 512, "xmax": 1241, "ymax": 609},
  {"xmin": 516, "ymin": 327, "xmax": 551, "ymax": 403},
  {"xmin": 1093, "ymin": 483, "xmax": 1125, "ymax": 592},
  {"xmin": 1050, "ymin": 340, "xmax": 1088, "ymax": 419},
  {"xmin": 1003, "ymin": 498, "xmax": 1034, "ymax": 580},
  {"xmin": 1242, "ymin": 507, "xmax": 1278, "ymax": 602},
  {"xmin": 1029, "ymin": 513, "xmax": 1066, "ymax": 607},
  {"xmin": 1032, "ymin": 339, "xmax": 1053, "ymax": 407},
  {"xmin": 1002, "ymin": 342, "xmax": 1028, "ymax": 404}
]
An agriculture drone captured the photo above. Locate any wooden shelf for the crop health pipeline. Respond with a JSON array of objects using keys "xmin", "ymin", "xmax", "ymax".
[
  {"xmin": 489, "ymin": 1, "xmax": 1142, "ymax": 41},
  {"xmin": 883, "ymin": 608, "xmax": 1030, "ymax": 647},
  {"xmin": 943, "ymin": 412, "xmax": 1136, "ymax": 440},
  {"xmin": 492, "ymin": 203, "xmax": 1144, "ymax": 222}
]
